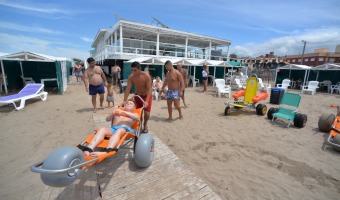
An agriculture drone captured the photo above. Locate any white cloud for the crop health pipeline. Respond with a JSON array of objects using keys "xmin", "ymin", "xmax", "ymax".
[
  {"xmin": 0, "ymin": 33, "xmax": 89, "ymax": 59},
  {"xmin": 231, "ymin": 27, "xmax": 340, "ymax": 57},
  {"xmin": 81, "ymin": 37, "xmax": 93, "ymax": 43},
  {"xmin": 0, "ymin": 0, "xmax": 69, "ymax": 14},
  {"xmin": 0, "ymin": 20, "xmax": 63, "ymax": 34}
]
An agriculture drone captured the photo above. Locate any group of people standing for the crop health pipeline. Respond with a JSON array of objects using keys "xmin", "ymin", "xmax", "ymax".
[
  {"xmin": 82, "ymin": 57, "xmax": 189, "ymax": 131},
  {"xmin": 81, "ymin": 57, "xmax": 204, "ymax": 156}
]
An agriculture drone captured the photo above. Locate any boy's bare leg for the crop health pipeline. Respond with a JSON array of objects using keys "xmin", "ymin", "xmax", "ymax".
[
  {"xmin": 84, "ymin": 127, "xmax": 112, "ymax": 156},
  {"xmin": 90, "ymin": 129, "xmax": 126, "ymax": 156},
  {"xmin": 167, "ymin": 100, "xmax": 173, "ymax": 120}
]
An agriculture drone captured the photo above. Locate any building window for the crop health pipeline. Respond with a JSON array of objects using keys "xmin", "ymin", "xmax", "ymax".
[
  {"xmin": 310, "ymin": 57, "xmax": 315, "ymax": 61},
  {"xmin": 319, "ymin": 57, "xmax": 324, "ymax": 61},
  {"xmin": 287, "ymin": 59, "xmax": 290, "ymax": 62},
  {"xmin": 298, "ymin": 59, "xmax": 301, "ymax": 62},
  {"xmin": 329, "ymin": 58, "xmax": 335, "ymax": 62},
  {"xmin": 292, "ymin": 59, "xmax": 296, "ymax": 62},
  {"xmin": 304, "ymin": 58, "xmax": 308, "ymax": 62}
]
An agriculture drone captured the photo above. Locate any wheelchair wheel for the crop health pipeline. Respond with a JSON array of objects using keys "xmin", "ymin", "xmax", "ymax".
[
  {"xmin": 294, "ymin": 113, "xmax": 307, "ymax": 128},
  {"xmin": 332, "ymin": 134, "xmax": 340, "ymax": 152},
  {"xmin": 267, "ymin": 107, "xmax": 278, "ymax": 119},
  {"xmin": 135, "ymin": 133, "xmax": 154, "ymax": 168},
  {"xmin": 41, "ymin": 146, "xmax": 84, "ymax": 187},
  {"xmin": 224, "ymin": 106, "xmax": 231, "ymax": 116},
  {"xmin": 256, "ymin": 104, "xmax": 267, "ymax": 116},
  {"xmin": 318, "ymin": 113, "xmax": 335, "ymax": 132}
]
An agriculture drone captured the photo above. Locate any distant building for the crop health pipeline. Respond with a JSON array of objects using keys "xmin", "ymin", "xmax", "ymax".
[{"xmin": 284, "ymin": 45, "xmax": 340, "ymax": 66}]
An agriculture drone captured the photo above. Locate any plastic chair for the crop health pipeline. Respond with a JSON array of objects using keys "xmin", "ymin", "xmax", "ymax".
[
  {"xmin": 330, "ymin": 82, "xmax": 340, "ymax": 94},
  {"xmin": 234, "ymin": 78, "xmax": 245, "ymax": 90},
  {"xmin": 258, "ymin": 78, "xmax": 271, "ymax": 93},
  {"xmin": 301, "ymin": 81, "xmax": 319, "ymax": 95},
  {"xmin": 214, "ymin": 79, "xmax": 231, "ymax": 98},
  {"xmin": 0, "ymin": 83, "xmax": 48, "ymax": 110},
  {"xmin": 276, "ymin": 79, "xmax": 290, "ymax": 92},
  {"xmin": 20, "ymin": 75, "xmax": 35, "ymax": 85}
]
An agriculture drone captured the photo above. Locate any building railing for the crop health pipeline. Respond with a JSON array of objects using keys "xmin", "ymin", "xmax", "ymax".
[{"xmin": 91, "ymin": 45, "xmax": 229, "ymax": 61}]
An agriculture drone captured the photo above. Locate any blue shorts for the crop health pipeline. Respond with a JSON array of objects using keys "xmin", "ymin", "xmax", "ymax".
[
  {"xmin": 111, "ymin": 125, "xmax": 135, "ymax": 134},
  {"xmin": 166, "ymin": 90, "xmax": 180, "ymax": 100},
  {"xmin": 89, "ymin": 84, "xmax": 105, "ymax": 95}
]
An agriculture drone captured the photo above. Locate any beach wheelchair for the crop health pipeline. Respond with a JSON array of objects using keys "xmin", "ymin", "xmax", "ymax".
[
  {"xmin": 267, "ymin": 93, "xmax": 307, "ymax": 128},
  {"xmin": 224, "ymin": 74, "xmax": 268, "ymax": 116},
  {"xmin": 318, "ymin": 104, "xmax": 340, "ymax": 152},
  {"xmin": 31, "ymin": 95, "xmax": 154, "ymax": 187}
]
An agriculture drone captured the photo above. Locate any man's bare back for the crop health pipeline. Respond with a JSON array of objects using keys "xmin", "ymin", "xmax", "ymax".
[{"xmin": 85, "ymin": 66, "xmax": 104, "ymax": 86}]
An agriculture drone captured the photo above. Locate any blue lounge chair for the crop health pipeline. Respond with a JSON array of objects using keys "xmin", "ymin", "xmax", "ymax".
[{"xmin": 0, "ymin": 83, "xmax": 48, "ymax": 110}]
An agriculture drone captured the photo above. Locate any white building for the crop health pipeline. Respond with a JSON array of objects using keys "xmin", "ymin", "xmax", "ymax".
[{"xmin": 90, "ymin": 19, "xmax": 232, "ymax": 82}]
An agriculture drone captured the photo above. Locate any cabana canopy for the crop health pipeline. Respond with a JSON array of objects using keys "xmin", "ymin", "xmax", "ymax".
[
  {"xmin": 313, "ymin": 63, "xmax": 340, "ymax": 70},
  {"xmin": 0, "ymin": 51, "xmax": 72, "ymax": 95}
]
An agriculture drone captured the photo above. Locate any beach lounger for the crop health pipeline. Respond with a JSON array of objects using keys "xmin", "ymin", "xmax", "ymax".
[
  {"xmin": 0, "ymin": 83, "xmax": 48, "ymax": 110},
  {"xmin": 268, "ymin": 93, "xmax": 307, "ymax": 128}
]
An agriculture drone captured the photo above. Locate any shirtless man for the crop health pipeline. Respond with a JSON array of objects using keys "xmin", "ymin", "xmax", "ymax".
[
  {"xmin": 177, "ymin": 63, "xmax": 188, "ymax": 107},
  {"xmin": 111, "ymin": 64, "xmax": 121, "ymax": 86},
  {"xmin": 123, "ymin": 61, "xmax": 152, "ymax": 133},
  {"xmin": 83, "ymin": 100, "xmax": 139, "ymax": 156},
  {"xmin": 84, "ymin": 57, "xmax": 107, "ymax": 113},
  {"xmin": 160, "ymin": 60, "xmax": 185, "ymax": 120}
]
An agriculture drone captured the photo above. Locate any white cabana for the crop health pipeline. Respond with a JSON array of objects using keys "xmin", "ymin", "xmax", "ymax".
[
  {"xmin": 0, "ymin": 51, "xmax": 72, "ymax": 94},
  {"xmin": 274, "ymin": 64, "xmax": 312, "ymax": 87}
]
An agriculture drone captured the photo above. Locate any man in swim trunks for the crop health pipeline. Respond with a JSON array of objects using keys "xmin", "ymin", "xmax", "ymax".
[
  {"xmin": 177, "ymin": 63, "xmax": 188, "ymax": 107},
  {"xmin": 123, "ymin": 61, "xmax": 152, "ymax": 133},
  {"xmin": 84, "ymin": 100, "xmax": 139, "ymax": 156},
  {"xmin": 84, "ymin": 57, "xmax": 108, "ymax": 113},
  {"xmin": 160, "ymin": 60, "xmax": 185, "ymax": 120}
]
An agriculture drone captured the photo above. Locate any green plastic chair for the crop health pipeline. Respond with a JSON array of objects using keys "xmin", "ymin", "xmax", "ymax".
[{"xmin": 272, "ymin": 93, "xmax": 301, "ymax": 127}]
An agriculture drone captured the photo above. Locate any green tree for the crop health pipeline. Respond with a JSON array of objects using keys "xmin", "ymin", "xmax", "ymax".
[
  {"xmin": 72, "ymin": 58, "xmax": 83, "ymax": 64},
  {"xmin": 230, "ymin": 53, "xmax": 237, "ymax": 58}
]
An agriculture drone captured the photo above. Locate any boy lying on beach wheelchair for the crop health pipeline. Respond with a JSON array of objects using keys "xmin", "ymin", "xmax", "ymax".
[
  {"xmin": 224, "ymin": 74, "xmax": 268, "ymax": 116},
  {"xmin": 31, "ymin": 96, "xmax": 154, "ymax": 187},
  {"xmin": 318, "ymin": 104, "xmax": 340, "ymax": 152}
]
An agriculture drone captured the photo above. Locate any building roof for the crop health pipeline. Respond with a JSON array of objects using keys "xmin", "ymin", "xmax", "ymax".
[
  {"xmin": 91, "ymin": 20, "xmax": 231, "ymax": 48},
  {"xmin": 0, "ymin": 51, "xmax": 71, "ymax": 62},
  {"xmin": 313, "ymin": 63, "xmax": 340, "ymax": 70}
]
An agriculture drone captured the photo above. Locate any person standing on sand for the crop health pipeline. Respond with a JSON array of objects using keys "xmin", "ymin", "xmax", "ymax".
[
  {"xmin": 111, "ymin": 64, "xmax": 121, "ymax": 86},
  {"xmin": 72, "ymin": 63, "xmax": 83, "ymax": 82},
  {"xmin": 177, "ymin": 63, "xmax": 188, "ymax": 107},
  {"xmin": 202, "ymin": 64, "xmax": 209, "ymax": 92},
  {"xmin": 159, "ymin": 60, "xmax": 185, "ymax": 120},
  {"xmin": 84, "ymin": 57, "xmax": 108, "ymax": 113},
  {"xmin": 123, "ymin": 61, "xmax": 152, "ymax": 133}
]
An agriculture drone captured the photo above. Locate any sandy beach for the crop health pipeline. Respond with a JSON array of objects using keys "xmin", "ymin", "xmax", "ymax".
[{"xmin": 0, "ymin": 78, "xmax": 340, "ymax": 200}]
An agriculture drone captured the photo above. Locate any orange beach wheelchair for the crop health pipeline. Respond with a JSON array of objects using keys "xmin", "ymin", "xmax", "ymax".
[{"xmin": 31, "ymin": 96, "xmax": 154, "ymax": 187}]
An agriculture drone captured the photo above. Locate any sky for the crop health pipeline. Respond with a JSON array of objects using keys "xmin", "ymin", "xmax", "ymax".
[{"xmin": 0, "ymin": 0, "xmax": 340, "ymax": 59}]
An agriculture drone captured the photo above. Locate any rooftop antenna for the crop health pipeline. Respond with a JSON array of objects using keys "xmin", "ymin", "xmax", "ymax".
[
  {"xmin": 151, "ymin": 17, "xmax": 169, "ymax": 28},
  {"xmin": 113, "ymin": 13, "xmax": 125, "ymax": 22}
]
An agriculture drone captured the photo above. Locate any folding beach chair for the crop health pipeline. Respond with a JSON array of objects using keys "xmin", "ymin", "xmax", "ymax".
[
  {"xmin": 269, "ymin": 93, "xmax": 307, "ymax": 128},
  {"xmin": 301, "ymin": 81, "xmax": 319, "ymax": 95},
  {"xmin": 0, "ymin": 83, "xmax": 48, "ymax": 110}
]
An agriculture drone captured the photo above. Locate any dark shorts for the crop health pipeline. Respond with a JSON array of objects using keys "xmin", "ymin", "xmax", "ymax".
[
  {"xmin": 89, "ymin": 84, "xmax": 105, "ymax": 95},
  {"xmin": 134, "ymin": 94, "xmax": 152, "ymax": 112},
  {"xmin": 202, "ymin": 77, "xmax": 208, "ymax": 80},
  {"xmin": 166, "ymin": 90, "xmax": 180, "ymax": 101}
]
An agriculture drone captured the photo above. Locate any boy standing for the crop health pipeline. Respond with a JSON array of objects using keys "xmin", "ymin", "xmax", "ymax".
[{"xmin": 106, "ymin": 79, "xmax": 117, "ymax": 108}]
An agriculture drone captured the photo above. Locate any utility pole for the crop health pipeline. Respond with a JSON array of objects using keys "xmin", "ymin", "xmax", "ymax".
[{"xmin": 301, "ymin": 40, "xmax": 307, "ymax": 65}]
